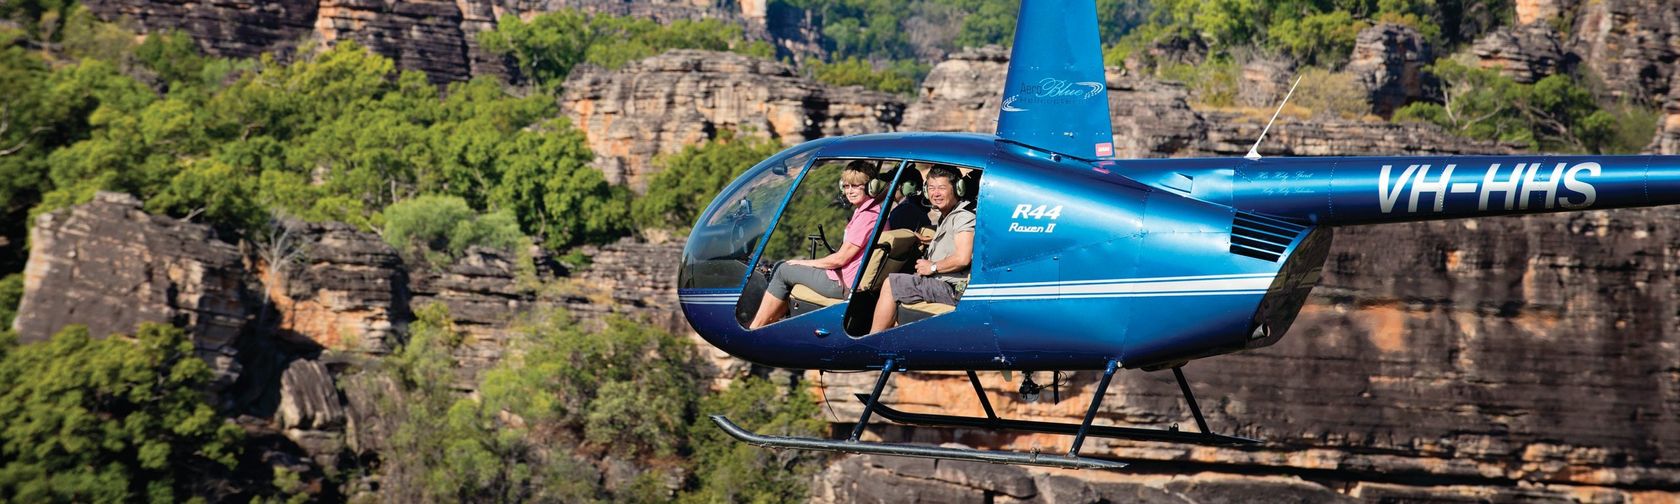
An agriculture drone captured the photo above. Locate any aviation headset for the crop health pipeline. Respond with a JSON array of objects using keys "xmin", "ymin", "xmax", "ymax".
[
  {"xmin": 926, "ymin": 165, "xmax": 966, "ymax": 199},
  {"xmin": 839, "ymin": 161, "xmax": 889, "ymax": 198}
]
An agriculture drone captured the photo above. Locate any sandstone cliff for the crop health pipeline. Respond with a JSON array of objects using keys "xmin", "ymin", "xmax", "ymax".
[
  {"xmin": 83, "ymin": 0, "xmax": 783, "ymax": 85},
  {"xmin": 558, "ymin": 50, "xmax": 905, "ymax": 190}
]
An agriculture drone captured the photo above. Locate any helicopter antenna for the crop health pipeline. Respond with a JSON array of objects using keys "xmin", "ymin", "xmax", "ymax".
[{"xmin": 1245, "ymin": 75, "xmax": 1303, "ymax": 161}]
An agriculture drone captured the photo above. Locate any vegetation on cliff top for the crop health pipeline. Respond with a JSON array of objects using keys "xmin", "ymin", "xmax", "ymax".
[
  {"xmin": 0, "ymin": 323, "xmax": 244, "ymax": 503},
  {"xmin": 376, "ymin": 304, "xmax": 826, "ymax": 502}
]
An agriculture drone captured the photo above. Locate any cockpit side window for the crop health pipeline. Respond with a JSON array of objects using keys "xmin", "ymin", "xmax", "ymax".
[{"xmin": 678, "ymin": 147, "xmax": 815, "ymax": 291}]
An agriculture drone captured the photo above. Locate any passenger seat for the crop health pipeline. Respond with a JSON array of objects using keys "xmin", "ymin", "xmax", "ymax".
[{"xmin": 788, "ymin": 229, "xmax": 921, "ymax": 314}]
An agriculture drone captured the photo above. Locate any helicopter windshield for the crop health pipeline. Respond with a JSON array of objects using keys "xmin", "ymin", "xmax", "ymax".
[{"xmin": 679, "ymin": 144, "xmax": 819, "ymax": 290}]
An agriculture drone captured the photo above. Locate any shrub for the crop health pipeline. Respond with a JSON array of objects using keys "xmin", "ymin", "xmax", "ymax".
[{"xmin": 382, "ymin": 195, "xmax": 525, "ymax": 264}]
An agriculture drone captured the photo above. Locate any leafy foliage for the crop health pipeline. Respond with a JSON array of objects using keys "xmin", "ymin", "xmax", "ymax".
[
  {"xmin": 0, "ymin": 273, "xmax": 24, "ymax": 330},
  {"xmin": 0, "ymin": 323, "xmax": 243, "ymax": 503},
  {"xmin": 1393, "ymin": 57, "xmax": 1649, "ymax": 153},
  {"xmin": 634, "ymin": 130, "xmax": 784, "ymax": 232},
  {"xmin": 680, "ymin": 376, "xmax": 827, "ymax": 504},
  {"xmin": 805, "ymin": 56, "xmax": 927, "ymax": 95},
  {"xmin": 479, "ymin": 10, "xmax": 774, "ymax": 92},
  {"xmin": 382, "ymin": 195, "xmax": 525, "ymax": 264}
]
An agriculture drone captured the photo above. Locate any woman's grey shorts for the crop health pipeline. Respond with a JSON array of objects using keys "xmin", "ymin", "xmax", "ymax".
[
  {"xmin": 767, "ymin": 263, "xmax": 845, "ymax": 300},
  {"xmin": 887, "ymin": 273, "xmax": 959, "ymax": 305}
]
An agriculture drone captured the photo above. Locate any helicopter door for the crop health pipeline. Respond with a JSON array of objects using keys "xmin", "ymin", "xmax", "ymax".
[
  {"xmin": 844, "ymin": 162, "xmax": 982, "ymax": 336},
  {"xmin": 738, "ymin": 158, "xmax": 896, "ymax": 328}
]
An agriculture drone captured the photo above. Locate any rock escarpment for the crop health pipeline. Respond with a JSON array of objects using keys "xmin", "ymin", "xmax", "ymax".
[
  {"xmin": 811, "ymin": 209, "xmax": 1680, "ymax": 501},
  {"xmin": 9, "ymin": 195, "xmax": 693, "ymax": 495},
  {"xmin": 13, "ymin": 192, "xmax": 246, "ymax": 391},
  {"xmin": 558, "ymin": 50, "xmax": 904, "ymax": 190},
  {"xmin": 84, "ymin": 0, "xmax": 793, "ymax": 85},
  {"xmin": 903, "ymin": 49, "xmax": 1516, "ymax": 158},
  {"xmin": 1347, "ymin": 23, "xmax": 1434, "ymax": 117}
]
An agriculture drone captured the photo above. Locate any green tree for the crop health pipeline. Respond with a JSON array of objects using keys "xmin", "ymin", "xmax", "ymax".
[
  {"xmin": 805, "ymin": 56, "xmax": 926, "ymax": 95},
  {"xmin": 0, "ymin": 323, "xmax": 243, "ymax": 503},
  {"xmin": 1268, "ymin": 10, "xmax": 1367, "ymax": 66},
  {"xmin": 633, "ymin": 131, "xmax": 783, "ymax": 232},
  {"xmin": 0, "ymin": 273, "xmax": 21, "ymax": 329},
  {"xmin": 479, "ymin": 10, "xmax": 774, "ymax": 92},
  {"xmin": 679, "ymin": 376, "xmax": 826, "ymax": 504}
]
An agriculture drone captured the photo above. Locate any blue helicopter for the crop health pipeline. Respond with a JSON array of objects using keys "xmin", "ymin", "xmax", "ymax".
[{"xmin": 680, "ymin": 0, "xmax": 1680, "ymax": 470}]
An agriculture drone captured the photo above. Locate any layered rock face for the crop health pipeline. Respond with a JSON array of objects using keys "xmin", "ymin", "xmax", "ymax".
[
  {"xmin": 1570, "ymin": 0, "xmax": 1680, "ymax": 101},
  {"xmin": 13, "ymin": 192, "xmax": 246, "ymax": 389},
  {"xmin": 905, "ymin": 49, "xmax": 1514, "ymax": 158},
  {"xmin": 558, "ymin": 50, "xmax": 905, "ymax": 190},
  {"xmin": 812, "ymin": 210, "xmax": 1680, "ymax": 501},
  {"xmin": 1347, "ymin": 24, "xmax": 1434, "ymax": 117},
  {"xmin": 1471, "ymin": 23, "xmax": 1570, "ymax": 84},
  {"xmin": 84, "ymin": 0, "xmax": 779, "ymax": 85},
  {"xmin": 264, "ymin": 221, "xmax": 406, "ymax": 355}
]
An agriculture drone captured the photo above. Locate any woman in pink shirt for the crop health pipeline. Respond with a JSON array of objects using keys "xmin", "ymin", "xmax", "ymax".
[{"xmin": 748, "ymin": 161, "xmax": 884, "ymax": 329}]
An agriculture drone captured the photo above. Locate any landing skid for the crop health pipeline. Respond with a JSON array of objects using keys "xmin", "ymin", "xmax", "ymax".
[
  {"xmin": 709, "ymin": 359, "xmax": 1251, "ymax": 470},
  {"xmin": 709, "ymin": 415, "xmax": 1127, "ymax": 470},
  {"xmin": 858, "ymin": 396, "xmax": 1258, "ymax": 446}
]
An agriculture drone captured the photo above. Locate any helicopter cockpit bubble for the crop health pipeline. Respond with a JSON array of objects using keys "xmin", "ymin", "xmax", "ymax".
[{"xmin": 678, "ymin": 142, "xmax": 820, "ymax": 296}]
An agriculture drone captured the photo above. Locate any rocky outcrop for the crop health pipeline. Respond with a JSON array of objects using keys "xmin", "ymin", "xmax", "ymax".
[
  {"xmin": 82, "ymin": 0, "xmax": 319, "ymax": 61},
  {"xmin": 902, "ymin": 46, "xmax": 1009, "ymax": 134},
  {"xmin": 1472, "ymin": 23, "xmax": 1570, "ymax": 83},
  {"xmin": 1569, "ymin": 0, "xmax": 1680, "ymax": 101},
  {"xmin": 558, "ymin": 50, "xmax": 905, "ymax": 190},
  {"xmin": 1657, "ymin": 76, "xmax": 1680, "ymax": 154},
  {"xmin": 1347, "ymin": 23, "xmax": 1433, "ymax": 117},
  {"xmin": 811, "ymin": 207, "xmax": 1680, "ymax": 500},
  {"xmin": 13, "ymin": 192, "xmax": 245, "ymax": 389},
  {"xmin": 409, "ymin": 247, "xmax": 526, "ymax": 386},
  {"xmin": 85, "ymin": 0, "xmax": 795, "ymax": 85},
  {"xmin": 1516, "ymin": 0, "xmax": 1572, "ymax": 26},
  {"xmin": 264, "ymin": 221, "xmax": 406, "ymax": 355},
  {"xmin": 906, "ymin": 49, "xmax": 1512, "ymax": 158}
]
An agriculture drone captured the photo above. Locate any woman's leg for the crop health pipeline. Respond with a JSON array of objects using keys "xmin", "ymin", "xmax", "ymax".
[
  {"xmin": 749, "ymin": 294, "xmax": 788, "ymax": 329},
  {"xmin": 870, "ymin": 275, "xmax": 899, "ymax": 333},
  {"xmin": 750, "ymin": 264, "xmax": 799, "ymax": 329}
]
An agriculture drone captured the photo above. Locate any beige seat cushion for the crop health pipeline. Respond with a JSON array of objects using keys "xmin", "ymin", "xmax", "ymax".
[
  {"xmin": 857, "ymin": 229, "xmax": 920, "ymax": 292},
  {"xmin": 903, "ymin": 302, "xmax": 955, "ymax": 315},
  {"xmin": 790, "ymin": 284, "xmax": 842, "ymax": 307}
]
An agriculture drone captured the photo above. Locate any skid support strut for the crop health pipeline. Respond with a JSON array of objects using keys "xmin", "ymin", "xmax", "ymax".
[
  {"xmin": 848, "ymin": 358, "xmax": 897, "ymax": 441},
  {"xmin": 1067, "ymin": 360, "xmax": 1118, "ymax": 456},
  {"xmin": 1172, "ymin": 366, "xmax": 1210, "ymax": 434}
]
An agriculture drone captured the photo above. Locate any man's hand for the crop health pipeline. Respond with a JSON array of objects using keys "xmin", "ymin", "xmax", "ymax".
[{"xmin": 915, "ymin": 259, "xmax": 933, "ymax": 276}]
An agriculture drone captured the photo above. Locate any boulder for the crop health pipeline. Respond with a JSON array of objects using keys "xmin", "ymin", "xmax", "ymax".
[
  {"xmin": 277, "ymin": 358, "xmax": 346, "ymax": 431},
  {"xmin": 13, "ymin": 192, "xmax": 246, "ymax": 389},
  {"xmin": 1346, "ymin": 23, "xmax": 1434, "ymax": 117}
]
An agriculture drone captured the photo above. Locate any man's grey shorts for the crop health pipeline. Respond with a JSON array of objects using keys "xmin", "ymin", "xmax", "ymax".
[{"xmin": 887, "ymin": 273, "xmax": 959, "ymax": 305}]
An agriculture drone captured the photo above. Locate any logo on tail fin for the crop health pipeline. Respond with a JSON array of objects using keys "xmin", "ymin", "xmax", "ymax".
[{"xmin": 1002, "ymin": 78, "xmax": 1106, "ymax": 113}]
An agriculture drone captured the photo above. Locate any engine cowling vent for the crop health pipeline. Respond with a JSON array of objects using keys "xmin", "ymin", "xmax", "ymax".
[{"xmin": 1230, "ymin": 211, "xmax": 1306, "ymax": 262}]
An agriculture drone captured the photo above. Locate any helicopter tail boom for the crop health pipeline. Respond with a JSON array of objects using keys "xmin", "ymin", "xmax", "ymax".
[{"xmin": 1230, "ymin": 155, "xmax": 1680, "ymax": 226}]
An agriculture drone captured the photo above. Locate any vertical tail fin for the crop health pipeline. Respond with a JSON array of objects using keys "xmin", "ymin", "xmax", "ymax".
[{"xmin": 996, "ymin": 0, "xmax": 1114, "ymax": 159}]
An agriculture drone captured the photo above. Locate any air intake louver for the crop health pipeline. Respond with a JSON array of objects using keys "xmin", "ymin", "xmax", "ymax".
[{"xmin": 1231, "ymin": 211, "xmax": 1306, "ymax": 262}]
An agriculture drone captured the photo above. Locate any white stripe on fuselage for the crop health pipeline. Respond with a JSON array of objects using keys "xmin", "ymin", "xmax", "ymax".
[{"xmin": 677, "ymin": 273, "xmax": 1275, "ymax": 305}]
